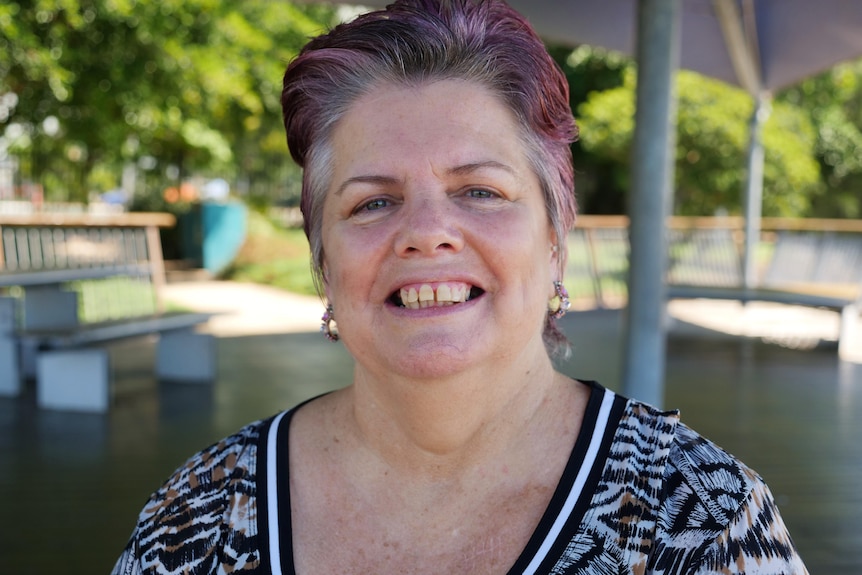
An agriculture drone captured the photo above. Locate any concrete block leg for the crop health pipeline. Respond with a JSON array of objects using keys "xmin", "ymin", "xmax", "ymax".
[
  {"xmin": 23, "ymin": 286, "xmax": 79, "ymax": 330},
  {"xmin": 157, "ymin": 330, "xmax": 216, "ymax": 382},
  {"xmin": 0, "ymin": 296, "xmax": 16, "ymax": 334},
  {"xmin": 838, "ymin": 303, "xmax": 861, "ymax": 362},
  {"xmin": 19, "ymin": 338, "xmax": 38, "ymax": 380},
  {"xmin": 0, "ymin": 336, "xmax": 21, "ymax": 397},
  {"xmin": 37, "ymin": 349, "xmax": 110, "ymax": 413}
]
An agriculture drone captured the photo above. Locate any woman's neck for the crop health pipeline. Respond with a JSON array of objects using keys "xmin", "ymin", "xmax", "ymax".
[{"xmin": 342, "ymin": 346, "xmax": 570, "ymax": 478}]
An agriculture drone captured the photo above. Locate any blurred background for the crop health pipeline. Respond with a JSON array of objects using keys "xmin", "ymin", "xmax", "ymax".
[
  {"xmin": 2, "ymin": 1, "xmax": 862, "ymax": 574},
  {"xmin": 2, "ymin": 0, "xmax": 862, "ymax": 285}
]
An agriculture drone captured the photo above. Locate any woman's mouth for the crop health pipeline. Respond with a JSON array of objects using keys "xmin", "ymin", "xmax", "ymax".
[{"xmin": 389, "ymin": 282, "xmax": 484, "ymax": 309}]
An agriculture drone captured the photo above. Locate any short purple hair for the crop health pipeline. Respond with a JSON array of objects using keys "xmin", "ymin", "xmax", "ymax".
[{"xmin": 282, "ymin": 0, "xmax": 578, "ymax": 356}]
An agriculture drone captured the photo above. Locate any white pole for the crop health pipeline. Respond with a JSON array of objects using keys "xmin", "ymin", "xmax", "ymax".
[
  {"xmin": 621, "ymin": 0, "xmax": 681, "ymax": 407},
  {"xmin": 743, "ymin": 92, "xmax": 771, "ymax": 291}
]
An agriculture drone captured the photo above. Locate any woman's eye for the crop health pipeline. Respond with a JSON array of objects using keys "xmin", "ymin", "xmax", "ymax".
[
  {"xmin": 466, "ymin": 188, "xmax": 496, "ymax": 199},
  {"xmin": 358, "ymin": 198, "xmax": 389, "ymax": 212}
]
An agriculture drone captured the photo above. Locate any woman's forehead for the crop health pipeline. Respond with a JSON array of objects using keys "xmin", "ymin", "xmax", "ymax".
[{"xmin": 329, "ymin": 79, "xmax": 530, "ymax": 176}]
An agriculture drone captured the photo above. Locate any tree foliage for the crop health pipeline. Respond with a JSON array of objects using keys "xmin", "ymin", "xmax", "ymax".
[
  {"xmin": 779, "ymin": 59, "xmax": 862, "ymax": 218},
  {"xmin": 0, "ymin": 0, "xmax": 334, "ymax": 203},
  {"xmin": 576, "ymin": 64, "xmax": 821, "ymax": 217},
  {"xmin": 3, "ymin": 8, "xmax": 861, "ymax": 219}
]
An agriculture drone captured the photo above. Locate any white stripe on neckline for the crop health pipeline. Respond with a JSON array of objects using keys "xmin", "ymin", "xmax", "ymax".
[
  {"xmin": 267, "ymin": 410, "xmax": 288, "ymax": 575},
  {"xmin": 521, "ymin": 387, "xmax": 616, "ymax": 575}
]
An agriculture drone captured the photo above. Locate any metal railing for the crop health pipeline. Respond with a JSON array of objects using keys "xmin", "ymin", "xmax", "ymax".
[
  {"xmin": 566, "ymin": 215, "xmax": 862, "ymax": 309},
  {"xmin": 0, "ymin": 212, "xmax": 176, "ymax": 322}
]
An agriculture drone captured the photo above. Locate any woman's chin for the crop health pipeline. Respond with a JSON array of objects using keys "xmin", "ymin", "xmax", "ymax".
[
  {"xmin": 342, "ymin": 299, "xmax": 529, "ymax": 379},
  {"xmin": 374, "ymin": 335, "xmax": 484, "ymax": 380}
]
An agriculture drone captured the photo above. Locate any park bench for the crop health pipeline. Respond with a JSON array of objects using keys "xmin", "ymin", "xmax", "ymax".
[
  {"xmin": 566, "ymin": 216, "xmax": 862, "ymax": 357},
  {"xmin": 0, "ymin": 212, "xmax": 216, "ymax": 412},
  {"xmin": 664, "ymin": 218, "xmax": 862, "ymax": 357}
]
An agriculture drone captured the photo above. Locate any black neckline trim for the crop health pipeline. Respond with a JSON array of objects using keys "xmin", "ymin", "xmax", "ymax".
[
  {"xmin": 257, "ymin": 382, "xmax": 626, "ymax": 575},
  {"xmin": 255, "ymin": 395, "xmax": 320, "ymax": 575},
  {"xmin": 254, "ymin": 415, "xmax": 276, "ymax": 575},
  {"xmin": 275, "ymin": 407, "xmax": 296, "ymax": 573},
  {"xmin": 506, "ymin": 381, "xmax": 625, "ymax": 574}
]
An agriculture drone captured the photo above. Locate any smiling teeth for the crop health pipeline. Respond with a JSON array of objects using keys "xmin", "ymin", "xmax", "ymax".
[
  {"xmin": 399, "ymin": 283, "xmax": 471, "ymax": 309},
  {"xmin": 437, "ymin": 285, "xmax": 452, "ymax": 301},
  {"xmin": 419, "ymin": 284, "xmax": 434, "ymax": 302}
]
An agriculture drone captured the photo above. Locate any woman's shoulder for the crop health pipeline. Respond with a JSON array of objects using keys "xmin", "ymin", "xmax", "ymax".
[
  {"xmin": 151, "ymin": 415, "xmax": 271, "ymax": 503},
  {"xmin": 662, "ymin": 420, "xmax": 760, "ymax": 526},
  {"xmin": 615, "ymin": 396, "xmax": 756, "ymax": 497},
  {"xmin": 616, "ymin": 397, "xmax": 806, "ymax": 573},
  {"xmin": 616, "ymin": 397, "xmax": 759, "ymax": 521},
  {"xmin": 111, "ymin": 414, "xmax": 281, "ymax": 574}
]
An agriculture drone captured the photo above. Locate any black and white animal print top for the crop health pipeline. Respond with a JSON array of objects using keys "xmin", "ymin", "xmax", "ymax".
[{"xmin": 112, "ymin": 382, "xmax": 808, "ymax": 574}]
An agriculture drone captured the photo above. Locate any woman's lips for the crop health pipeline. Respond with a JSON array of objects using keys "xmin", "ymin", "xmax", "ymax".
[{"xmin": 390, "ymin": 282, "xmax": 484, "ymax": 309}]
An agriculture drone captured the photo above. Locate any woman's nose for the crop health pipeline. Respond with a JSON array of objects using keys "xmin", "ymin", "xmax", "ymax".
[{"xmin": 393, "ymin": 195, "xmax": 465, "ymax": 257}]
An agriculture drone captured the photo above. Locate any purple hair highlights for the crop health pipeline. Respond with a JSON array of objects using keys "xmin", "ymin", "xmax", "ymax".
[{"xmin": 282, "ymin": 0, "xmax": 578, "ymax": 356}]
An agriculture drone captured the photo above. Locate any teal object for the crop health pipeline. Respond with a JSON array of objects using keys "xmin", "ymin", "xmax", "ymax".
[{"xmin": 180, "ymin": 202, "xmax": 247, "ymax": 274}]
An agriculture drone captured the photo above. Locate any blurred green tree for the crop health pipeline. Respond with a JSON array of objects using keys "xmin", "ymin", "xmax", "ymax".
[
  {"xmin": 0, "ymin": 0, "xmax": 334, "ymax": 204},
  {"xmin": 549, "ymin": 45, "xmax": 630, "ymax": 215},
  {"xmin": 779, "ymin": 59, "xmax": 862, "ymax": 218},
  {"xmin": 4, "ymin": 6, "xmax": 860, "ymax": 220},
  {"xmin": 576, "ymin": 65, "xmax": 821, "ymax": 217}
]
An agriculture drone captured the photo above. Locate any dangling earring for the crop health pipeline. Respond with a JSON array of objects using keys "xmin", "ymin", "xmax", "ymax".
[
  {"xmin": 321, "ymin": 304, "xmax": 339, "ymax": 341},
  {"xmin": 548, "ymin": 281, "xmax": 571, "ymax": 320}
]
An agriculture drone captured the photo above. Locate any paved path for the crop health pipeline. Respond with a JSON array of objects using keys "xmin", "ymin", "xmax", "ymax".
[
  {"xmin": 163, "ymin": 280, "xmax": 862, "ymax": 362},
  {"xmin": 668, "ymin": 299, "xmax": 862, "ymax": 363},
  {"xmin": 163, "ymin": 280, "xmax": 323, "ymax": 337},
  {"xmin": 669, "ymin": 299, "xmax": 837, "ymax": 346}
]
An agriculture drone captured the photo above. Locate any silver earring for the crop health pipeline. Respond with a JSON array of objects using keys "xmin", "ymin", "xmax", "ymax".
[
  {"xmin": 321, "ymin": 304, "xmax": 339, "ymax": 341},
  {"xmin": 548, "ymin": 281, "xmax": 571, "ymax": 319}
]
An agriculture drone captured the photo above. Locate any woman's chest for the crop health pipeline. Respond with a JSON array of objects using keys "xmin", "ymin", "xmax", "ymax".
[{"xmin": 289, "ymin": 475, "xmax": 557, "ymax": 575}]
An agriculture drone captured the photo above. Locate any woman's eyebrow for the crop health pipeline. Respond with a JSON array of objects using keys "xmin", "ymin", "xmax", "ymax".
[
  {"xmin": 335, "ymin": 175, "xmax": 399, "ymax": 195},
  {"xmin": 447, "ymin": 160, "xmax": 517, "ymax": 177},
  {"xmin": 335, "ymin": 161, "xmax": 515, "ymax": 195}
]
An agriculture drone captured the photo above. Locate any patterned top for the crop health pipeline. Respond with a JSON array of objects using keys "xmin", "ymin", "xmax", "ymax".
[{"xmin": 112, "ymin": 382, "xmax": 808, "ymax": 574}]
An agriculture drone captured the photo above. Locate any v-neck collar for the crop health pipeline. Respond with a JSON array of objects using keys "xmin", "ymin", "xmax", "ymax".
[{"xmin": 256, "ymin": 382, "xmax": 626, "ymax": 575}]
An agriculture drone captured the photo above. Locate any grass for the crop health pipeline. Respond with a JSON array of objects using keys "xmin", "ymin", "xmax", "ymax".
[
  {"xmin": 72, "ymin": 278, "xmax": 156, "ymax": 323},
  {"xmin": 221, "ymin": 210, "xmax": 318, "ymax": 296}
]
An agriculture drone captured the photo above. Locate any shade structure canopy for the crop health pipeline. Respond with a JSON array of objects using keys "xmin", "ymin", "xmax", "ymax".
[{"xmin": 335, "ymin": 0, "xmax": 862, "ymax": 96}]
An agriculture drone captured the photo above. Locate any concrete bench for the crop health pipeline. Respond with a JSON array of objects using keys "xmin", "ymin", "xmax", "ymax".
[
  {"xmin": 0, "ymin": 213, "xmax": 216, "ymax": 412},
  {"xmin": 666, "ymin": 227, "xmax": 862, "ymax": 357}
]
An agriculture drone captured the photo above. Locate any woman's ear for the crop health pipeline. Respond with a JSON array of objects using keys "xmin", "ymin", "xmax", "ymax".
[
  {"xmin": 548, "ymin": 244, "xmax": 560, "ymax": 299},
  {"xmin": 321, "ymin": 260, "xmax": 332, "ymax": 302},
  {"xmin": 550, "ymin": 232, "xmax": 566, "ymax": 279}
]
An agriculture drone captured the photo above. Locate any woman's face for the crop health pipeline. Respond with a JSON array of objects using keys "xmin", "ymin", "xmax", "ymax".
[{"xmin": 321, "ymin": 79, "xmax": 559, "ymax": 380}]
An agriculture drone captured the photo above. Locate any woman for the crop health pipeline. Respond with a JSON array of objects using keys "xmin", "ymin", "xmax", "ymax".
[{"xmin": 113, "ymin": 1, "xmax": 808, "ymax": 573}]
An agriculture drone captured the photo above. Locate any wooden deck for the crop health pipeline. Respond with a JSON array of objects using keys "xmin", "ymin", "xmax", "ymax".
[{"xmin": 0, "ymin": 309, "xmax": 859, "ymax": 573}]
